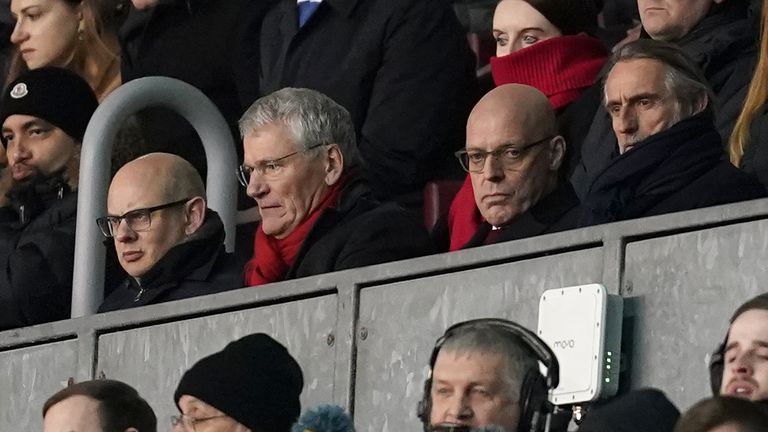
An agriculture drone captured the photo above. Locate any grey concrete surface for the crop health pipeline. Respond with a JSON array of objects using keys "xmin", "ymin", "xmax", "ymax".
[
  {"xmin": 2, "ymin": 199, "xmax": 768, "ymax": 429},
  {"xmin": 355, "ymin": 249, "xmax": 603, "ymax": 432},
  {"xmin": 0, "ymin": 340, "xmax": 78, "ymax": 431},
  {"xmin": 624, "ymin": 219, "xmax": 768, "ymax": 410},
  {"xmin": 97, "ymin": 295, "xmax": 338, "ymax": 428}
]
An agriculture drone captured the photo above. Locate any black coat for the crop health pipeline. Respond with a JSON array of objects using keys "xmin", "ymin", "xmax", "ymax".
[
  {"xmin": 284, "ymin": 179, "xmax": 434, "ymax": 279},
  {"xmin": 578, "ymin": 114, "xmax": 766, "ymax": 227},
  {"xmin": 0, "ymin": 179, "xmax": 77, "ymax": 329},
  {"xmin": 432, "ymin": 182, "xmax": 581, "ymax": 252},
  {"xmin": 258, "ymin": 0, "xmax": 477, "ymax": 200},
  {"xmin": 739, "ymin": 103, "xmax": 768, "ymax": 190},
  {"xmin": 119, "ymin": 0, "xmax": 272, "ymax": 174},
  {"xmin": 571, "ymin": 1, "xmax": 757, "ymax": 198},
  {"xmin": 99, "ymin": 210, "xmax": 242, "ymax": 312},
  {"xmin": 578, "ymin": 388, "xmax": 680, "ymax": 432}
]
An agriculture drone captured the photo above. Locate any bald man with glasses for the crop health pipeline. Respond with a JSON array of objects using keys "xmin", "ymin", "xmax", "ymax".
[
  {"xmin": 97, "ymin": 153, "xmax": 242, "ymax": 313},
  {"xmin": 434, "ymin": 84, "xmax": 580, "ymax": 251}
]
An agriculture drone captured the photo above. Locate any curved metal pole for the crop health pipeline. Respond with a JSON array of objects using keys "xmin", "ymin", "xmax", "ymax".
[{"xmin": 71, "ymin": 77, "xmax": 238, "ymax": 318}]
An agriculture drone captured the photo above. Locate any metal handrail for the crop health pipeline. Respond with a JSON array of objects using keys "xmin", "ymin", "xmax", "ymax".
[{"xmin": 71, "ymin": 77, "xmax": 238, "ymax": 318}]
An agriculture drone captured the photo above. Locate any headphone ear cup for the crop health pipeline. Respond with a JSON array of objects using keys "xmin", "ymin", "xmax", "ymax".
[
  {"xmin": 517, "ymin": 369, "xmax": 548, "ymax": 432},
  {"xmin": 709, "ymin": 344, "xmax": 725, "ymax": 395},
  {"xmin": 417, "ymin": 377, "xmax": 432, "ymax": 431}
]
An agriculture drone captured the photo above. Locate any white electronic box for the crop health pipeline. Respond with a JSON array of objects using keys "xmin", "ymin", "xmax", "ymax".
[{"xmin": 537, "ymin": 284, "xmax": 623, "ymax": 405}]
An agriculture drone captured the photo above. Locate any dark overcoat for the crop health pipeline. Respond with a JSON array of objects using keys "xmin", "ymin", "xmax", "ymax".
[{"xmin": 258, "ymin": 0, "xmax": 477, "ymax": 200}]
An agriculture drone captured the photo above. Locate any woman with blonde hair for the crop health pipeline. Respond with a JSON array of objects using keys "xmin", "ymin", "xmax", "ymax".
[
  {"xmin": 729, "ymin": 0, "xmax": 768, "ymax": 189},
  {"xmin": 7, "ymin": 0, "xmax": 121, "ymax": 101}
]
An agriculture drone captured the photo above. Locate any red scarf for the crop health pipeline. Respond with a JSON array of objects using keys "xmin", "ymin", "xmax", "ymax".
[
  {"xmin": 244, "ymin": 178, "xmax": 346, "ymax": 286},
  {"xmin": 490, "ymin": 34, "xmax": 608, "ymax": 110},
  {"xmin": 447, "ymin": 176, "xmax": 482, "ymax": 251}
]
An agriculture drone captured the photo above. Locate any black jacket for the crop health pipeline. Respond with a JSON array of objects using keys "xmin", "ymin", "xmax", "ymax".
[
  {"xmin": 739, "ymin": 103, "xmax": 768, "ymax": 190},
  {"xmin": 284, "ymin": 178, "xmax": 434, "ymax": 279},
  {"xmin": 578, "ymin": 388, "xmax": 680, "ymax": 432},
  {"xmin": 0, "ymin": 178, "xmax": 78, "ymax": 329},
  {"xmin": 119, "ymin": 0, "xmax": 272, "ymax": 174},
  {"xmin": 432, "ymin": 182, "xmax": 581, "ymax": 251},
  {"xmin": 578, "ymin": 114, "xmax": 766, "ymax": 227},
  {"xmin": 571, "ymin": 1, "xmax": 757, "ymax": 198},
  {"xmin": 259, "ymin": 0, "xmax": 476, "ymax": 200},
  {"xmin": 99, "ymin": 210, "xmax": 242, "ymax": 312}
]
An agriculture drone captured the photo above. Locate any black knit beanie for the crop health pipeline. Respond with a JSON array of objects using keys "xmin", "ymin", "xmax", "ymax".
[
  {"xmin": 174, "ymin": 333, "xmax": 304, "ymax": 432},
  {"xmin": 0, "ymin": 67, "xmax": 98, "ymax": 143}
]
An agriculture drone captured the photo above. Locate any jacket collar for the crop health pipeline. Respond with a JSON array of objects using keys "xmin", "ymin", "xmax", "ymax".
[
  {"xmin": 285, "ymin": 174, "xmax": 372, "ymax": 278},
  {"xmin": 276, "ymin": 0, "xmax": 359, "ymax": 37},
  {"xmin": 6, "ymin": 172, "xmax": 72, "ymax": 224},
  {"xmin": 464, "ymin": 182, "xmax": 579, "ymax": 248},
  {"xmin": 323, "ymin": 0, "xmax": 359, "ymax": 18},
  {"xmin": 127, "ymin": 209, "xmax": 225, "ymax": 293}
]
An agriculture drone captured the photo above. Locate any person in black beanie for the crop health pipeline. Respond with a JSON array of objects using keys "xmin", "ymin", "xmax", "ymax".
[
  {"xmin": 173, "ymin": 333, "xmax": 304, "ymax": 432},
  {"xmin": 0, "ymin": 66, "xmax": 103, "ymax": 330}
]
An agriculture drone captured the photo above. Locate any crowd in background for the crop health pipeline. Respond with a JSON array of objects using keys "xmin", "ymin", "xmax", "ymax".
[
  {"xmin": 0, "ymin": 0, "xmax": 764, "ymax": 327},
  {"xmin": 2, "ymin": 0, "xmax": 768, "ymax": 429}
]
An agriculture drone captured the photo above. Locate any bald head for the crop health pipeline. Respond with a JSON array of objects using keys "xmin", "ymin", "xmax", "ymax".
[
  {"xmin": 112, "ymin": 153, "xmax": 205, "ymax": 203},
  {"xmin": 107, "ymin": 153, "xmax": 208, "ymax": 278},
  {"xmin": 464, "ymin": 84, "xmax": 565, "ymax": 227},
  {"xmin": 469, "ymin": 84, "xmax": 558, "ymax": 138}
]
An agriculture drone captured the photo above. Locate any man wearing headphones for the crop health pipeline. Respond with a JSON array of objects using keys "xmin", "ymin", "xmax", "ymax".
[
  {"xmin": 713, "ymin": 293, "xmax": 768, "ymax": 401},
  {"xmin": 419, "ymin": 318, "xmax": 559, "ymax": 432}
]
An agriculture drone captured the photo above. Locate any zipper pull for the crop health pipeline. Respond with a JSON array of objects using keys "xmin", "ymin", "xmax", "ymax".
[{"xmin": 133, "ymin": 283, "xmax": 145, "ymax": 302}]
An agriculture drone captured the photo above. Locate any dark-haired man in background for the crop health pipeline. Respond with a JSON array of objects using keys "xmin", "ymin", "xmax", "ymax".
[
  {"xmin": 572, "ymin": 0, "xmax": 757, "ymax": 197},
  {"xmin": 578, "ymin": 40, "xmax": 764, "ymax": 226},
  {"xmin": 0, "ymin": 67, "xmax": 99, "ymax": 329},
  {"xmin": 43, "ymin": 379, "xmax": 156, "ymax": 432}
]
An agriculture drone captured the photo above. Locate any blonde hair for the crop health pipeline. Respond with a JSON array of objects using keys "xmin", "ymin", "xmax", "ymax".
[
  {"xmin": 728, "ymin": 2, "xmax": 768, "ymax": 167},
  {"xmin": 6, "ymin": 0, "xmax": 121, "ymax": 101}
]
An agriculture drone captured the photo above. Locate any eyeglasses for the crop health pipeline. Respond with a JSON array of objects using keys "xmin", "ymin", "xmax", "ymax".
[
  {"xmin": 95, "ymin": 198, "xmax": 192, "ymax": 238},
  {"xmin": 171, "ymin": 414, "xmax": 228, "ymax": 431},
  {"xmin": 454, "ymin": 136, "xmax": 553, "ymax": 173},
  {"xmin": 236, "ymin": 143, "xmax": 328, "ymax": 187}
]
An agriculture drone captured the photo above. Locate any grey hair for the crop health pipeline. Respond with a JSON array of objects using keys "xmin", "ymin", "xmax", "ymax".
[
  {"xmin": 239, "ymin": 87, "xmax": 363, "ymax": 169},
  {"xmin": 603, "ymin": 39, "xmax": 715, "ymax": 121},
  {"xmin": 439, "ymin": 322, "xmax": 539, "ymax": 401}
]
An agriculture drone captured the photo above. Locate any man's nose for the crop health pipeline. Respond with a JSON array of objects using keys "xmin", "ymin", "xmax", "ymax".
[
  {"xmin": 445, "ymin": 394, "xmax": 473, "ymax": 422},
  {"xmin": 480, "ymin": 154, "xmax": 505, "ymax": 182},
  {"xmin": 246, "ymin": 173, "xmax": 269, "ymax": 200},
  {"xmin": 615, "ymin": 107, "xmax": 638, "ymax": 136},
  {"xmin": 9, "ymin": 140, "xmax": 30, "ymax": 164},
  {"xmin": 732, "ymin": 352, "xmax": 755, "ymax": 377},
  {"xmin": 113, "ymin": 219, "xmax": 137, "ymax": 243}
]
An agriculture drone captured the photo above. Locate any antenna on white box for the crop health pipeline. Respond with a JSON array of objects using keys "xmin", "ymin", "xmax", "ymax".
[{"xmin": 537, "ymin": 284, "xmax": 623, "ymax": 405}]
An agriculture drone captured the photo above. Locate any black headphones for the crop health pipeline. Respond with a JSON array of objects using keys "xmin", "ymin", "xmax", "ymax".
[
  {"xmin": 416, "ymin": 318, "xmax": 560, "ymax": 432},
  {"xmin": 709, "ymin": 334, "xmax": 727, "ymax": 396}
]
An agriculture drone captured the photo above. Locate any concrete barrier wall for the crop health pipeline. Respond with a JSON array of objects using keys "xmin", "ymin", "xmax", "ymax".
[{"xmin": 2, "ymin": 199, "xmax": 768, "ymax": 431}]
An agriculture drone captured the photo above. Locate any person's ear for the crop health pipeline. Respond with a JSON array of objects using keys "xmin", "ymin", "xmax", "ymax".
[
  {"xmin": 548, "ymin": 136, "xmax": 566, "ymax": 171},
  {"xmin": 183, "ymin": 197, "xmax": 206, "ymax": 235},
  {"xmin": 692, "ymin": 93, "xmax": 709, "ymax": 116},
  {"xmin": 323, "ymin": 144, "xmax": 344, "ymax": 186}
]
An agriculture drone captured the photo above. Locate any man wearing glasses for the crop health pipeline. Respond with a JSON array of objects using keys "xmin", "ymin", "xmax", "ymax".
[
  {"xmin": 435, "ymin": 83, "xmax": 579, "ymax": 251},
  {"xmin": 237, "ymin": 87, "xmax": 432, "ymax": 287},
  {"xmin": 97, "ymin": 153, "xmax": 241, "ymax": 312},
  {"xmin": 173, "ymin": 333, "xmax": 303, "ymax": 432}
]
